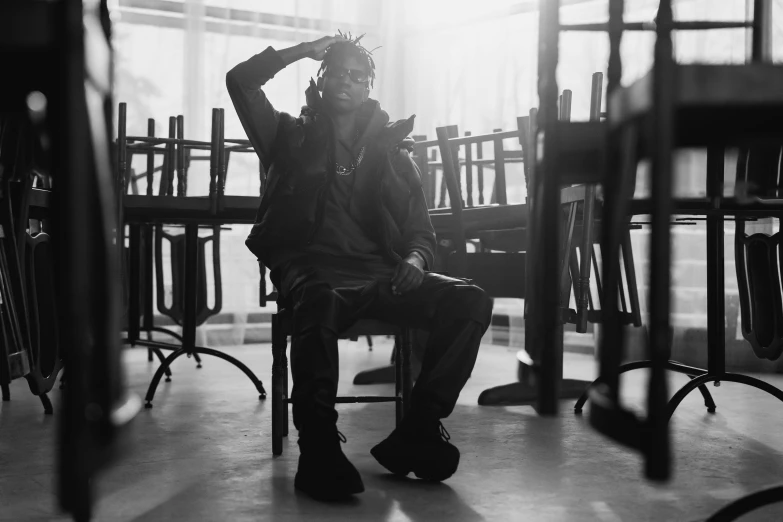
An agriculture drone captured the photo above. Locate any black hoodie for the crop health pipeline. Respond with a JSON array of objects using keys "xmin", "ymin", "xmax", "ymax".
[{"xmin": 226, "ymin": 47, "xmax": 436, "ymax": 270}]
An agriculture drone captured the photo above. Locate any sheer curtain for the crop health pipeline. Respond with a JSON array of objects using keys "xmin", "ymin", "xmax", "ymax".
[{"xmin": 113, "ymin": 0, "xmax": 382, "ymax": 324}]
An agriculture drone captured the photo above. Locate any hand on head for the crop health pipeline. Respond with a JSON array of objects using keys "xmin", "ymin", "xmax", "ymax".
[{"xmin": 305, "ymin": 35, "xmax": 348, "ymax": 61}]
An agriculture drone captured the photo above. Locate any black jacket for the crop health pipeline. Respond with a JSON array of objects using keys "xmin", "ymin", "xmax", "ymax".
[{"xmin": 226, "ymin": 47, "xmax": 436, "ymax": 270}]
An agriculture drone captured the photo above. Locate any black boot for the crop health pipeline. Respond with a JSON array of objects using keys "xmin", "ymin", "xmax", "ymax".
[
  {"xmin": 295, "ymin": 424, "xmax": 365, "ymax": 501},
  {"xmin": 371, "ymin": 416, "xmax": 460, "ymax": 481}
]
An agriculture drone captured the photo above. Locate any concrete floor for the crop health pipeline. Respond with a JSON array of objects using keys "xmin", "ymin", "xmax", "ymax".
[{"xmin": 2, "ymin": 336, "xmax": 783, "ymax": 522}]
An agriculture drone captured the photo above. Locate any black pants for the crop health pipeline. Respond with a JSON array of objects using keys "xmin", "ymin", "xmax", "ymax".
[{"xmin": 275, "ymin": 254, "xmax": 493, "ymax": 431}]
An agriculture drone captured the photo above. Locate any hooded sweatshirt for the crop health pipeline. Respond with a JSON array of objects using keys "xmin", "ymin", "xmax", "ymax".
[{"xmin": 226, "ymin": 47, "xmax": 436, "ymax": 271}]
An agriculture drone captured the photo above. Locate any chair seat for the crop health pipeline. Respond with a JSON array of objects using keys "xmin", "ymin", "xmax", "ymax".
[
  {"xmin": 476, "ymin": 228, "xmax": 527, "ymax": 252},
  {"xmin": 446, "ymin": 252, "xmax": 526, "ymax": 298},
  {"xmin": 123, "ymin": 194, "xmax": 259, "ymax": 224},
  {"xmin": 429, "ymin": 203, "xmax": 527, "ymax": 237},
  {"xmin": 609, "ymin": 64, "xmax": 783, "ymax": 146},
  {"xmin": 274, "ymin": 309, "xmax": 402, "ymax": 339},
  {"xmin": 629, "ymin": 196, "xmax": 783, "ymax": 216}
]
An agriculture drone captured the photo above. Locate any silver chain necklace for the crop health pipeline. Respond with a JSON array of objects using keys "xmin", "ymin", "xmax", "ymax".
[
  {"xmin": 336, "ymin": 146, "xmax": 365, "ymax": 176},
  {"xmin": 336, "ymin": 128, "xmax": 364, "ymax": 176}
]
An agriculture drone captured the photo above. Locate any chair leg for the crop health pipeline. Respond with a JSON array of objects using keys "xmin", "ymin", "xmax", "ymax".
[
  {"xmin": 271, "ymin": 314, "xmax": 286, "ymax": 456},
  {"xmin": 560, "ymin": 203, "xmax": 578, "ymax": 307},
  {"xmin": 40, "ymin": 392, "xmax": 53, "ymax": 415},
  {"xmin": 2, "ymin": 383, "xmax": 10, "ymax": 401},
  {"xmin": 402, "ymin": 329, "xmax": 412, "ymax": 420},
  {"xmin": 577, "ymin": 186, "xmax": 597, "ymax": 333},
  {"xmin": 282, "ymin": 344, "xmax": 289, "ymax": 438},
  {"xmin": 395, "ymin": 334, "xmax": 403, "ymax": 426}
]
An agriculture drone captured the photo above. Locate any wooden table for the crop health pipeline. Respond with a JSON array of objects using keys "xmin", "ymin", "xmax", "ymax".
[{"xmin": 123, "ymin": 194, "xmax": 265, "ymax": 407}]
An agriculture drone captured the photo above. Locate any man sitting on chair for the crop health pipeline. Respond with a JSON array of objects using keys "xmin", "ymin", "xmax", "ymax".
[{"xmin": 227, "ymin": 33, "xmax": 492, "ymax": 501}]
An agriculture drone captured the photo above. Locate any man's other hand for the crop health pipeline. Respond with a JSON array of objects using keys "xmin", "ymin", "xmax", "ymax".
[
  {"xmin": 391, "ymin": 254, "xmax": 425, "ymax": 296},
  {"xmin": 304, "ymin": 36, "xmax": 348, "ymax": 61}
]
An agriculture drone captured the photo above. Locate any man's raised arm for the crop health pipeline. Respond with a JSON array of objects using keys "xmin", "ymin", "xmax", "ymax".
[{"xmin": 225, "ymin": 37, "xmax": 345, "ymax": 171}]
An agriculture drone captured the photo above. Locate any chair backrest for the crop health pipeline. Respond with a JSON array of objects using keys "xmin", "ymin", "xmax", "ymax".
[
  {"xmin": 0, "ymin": 115, "xmax": 63, "ymax": 395},
  {"xmin": 412, "ymin": 136, "xmax": 457, "ymax": 209},
  {"xmin": 734, "ymin": 146, "xmax": 783, "ymax": 361},
  {"xmin": 434, "ymin": 125, "xmax": 528, "ymax": 210},
  {"xmin": 117, "ymin": 104, "xmax": 225, "ymax": 327},
  {"xmin": 433, "ymin": 121, "xmax": 531, "ymax": 293}
]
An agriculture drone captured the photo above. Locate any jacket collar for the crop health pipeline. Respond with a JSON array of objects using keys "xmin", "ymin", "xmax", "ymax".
[{"xmin": 303, "ymin": 79, "xmax": 415, "ymax": 152}]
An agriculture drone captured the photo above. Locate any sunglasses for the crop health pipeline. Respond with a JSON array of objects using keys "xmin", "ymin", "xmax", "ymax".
[{"xmin": 324, "ymin": 66, "xmax": 370, "ymax": 84}]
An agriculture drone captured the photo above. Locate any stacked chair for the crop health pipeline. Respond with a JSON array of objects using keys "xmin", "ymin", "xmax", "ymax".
[
  {"xmin": 0, "ymin": 116, "xmax": 62, "ymax": 414},
  {"xmin": 117, "ymin": 104, "xmax": 266, "ymax": 408},
  {"xmin": 532, "ymin": 0, "xmax": 783, "ymax": 516}
]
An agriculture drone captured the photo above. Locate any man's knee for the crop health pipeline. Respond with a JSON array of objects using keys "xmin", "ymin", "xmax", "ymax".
[
  {"xmin": 438, "ymin": 283, "xmax": 493, "ymax": 329},
  {"xmin": 292, "ymin": 285, "xmax": 343, "ymax": 335}
]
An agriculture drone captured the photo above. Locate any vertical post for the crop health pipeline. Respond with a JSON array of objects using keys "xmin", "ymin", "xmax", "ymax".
[
  {"xmin": 706, "ymin": 146, "xmax": 726, "ymax": 377},
  {"xmin": 117, "ymin": 103, "xmax": 127, "ymax": 196},
  {"xmin": 142, "ymin": 224, "xmax": 154, "ymax": 332},
  {"xmin": 117, "ymin": 103, "xmax": 127, "ymax": 241},
  {"xmin": 176, "ymin": 115, "xmax": 185, "ymax": 196},
  {"xmin": 477, "ymin": 135, "xmax": 485, "ymax": 205},
  {"xmin": 646, "ymin": 0, "xmax": 674, "ymax": 481},
  {"xmin": 561, "ymin": 90, "xmax": 572, "ymax": 121},
  {"xmin": 436, "ymin": 149, "xmax": 446, "ymax": 208},
  {"xmin": 533, "ymin": 0, "xmax": 562, "ymax": 416},
  {"xmin": 751, "ymin": 0, "xmax": 771, "ymax": 63},
  {"xmin": 577, "ymin": 74, "xmax": 602, "ymax": 333},
  {"xmin": 166, "ymin": 116, "xmax": 176, "ymax": 197},
  {"xmin": 182, "ymin": 224, "xmax": 198, "ymax": 354},
  {"xmin": 145, "ymin": 118, "xmax": 154, "ymax": 196},
  {"xmin": 492, "ymin": 130, "xmax": 508, "ymax": 205},
  {"xmin": 128, "ymin": 224, "xmax": 141, "ymax": 343},
  {"xmin": 395, "ymin": 335, "xmax": 403, "ymax": 426},
  {"xmin": 209, "ymin": 108, "xmax": 219, "ymax": 214},
  {"xmin": 465, "ymin": 132, "xmax": 474, "ymax": 208},
  {"xmin": 607, "ymin": 0, "xmax": 624, "ymax": 95},
  {"xmin": 599, "ymin": 0, "xmax": 626, "ymax": 407},
  {"xmin": 401, "ymin": 329, "xmax": 412, "ymax": 419},
  {"xmin": 218, "ymin": 108, "xmax": 226, "ymax": 201}
]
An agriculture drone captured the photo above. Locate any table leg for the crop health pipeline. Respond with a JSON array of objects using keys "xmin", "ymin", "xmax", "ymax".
[{"xmin": 183, "ymin": 224, "xmax": 198, "ymax": 355}]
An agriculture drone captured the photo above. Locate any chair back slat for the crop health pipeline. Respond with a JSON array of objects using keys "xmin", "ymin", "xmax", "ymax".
[
  {"xmin": 146, "ymin": 118, "xmax": 155, "ymax": 196},
  {"xmin": 477, "ymin": 135, "xmax": 485, "ymax": 205},
  {"xmin": 464, "ymin": 132, "xmax": 474, "ymax": 207},
  {"xmin": 492, "ymin": 129, "xmax": 508, "ymax": 205}
]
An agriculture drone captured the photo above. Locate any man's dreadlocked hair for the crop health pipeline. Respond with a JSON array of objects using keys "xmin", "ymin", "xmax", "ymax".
[{"xmin": 317, "ymin": 30, "xmax": 380, "ymax": 88}]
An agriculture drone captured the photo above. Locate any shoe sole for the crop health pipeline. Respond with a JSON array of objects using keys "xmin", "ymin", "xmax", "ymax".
[
  {"xmin": 371, "ymin": 446, "xmax": 458, "ymax": 482},
  {"xmin": 370, "ymin": 445, "xmax": 412, "ymax": 476},
  {"xmin": 294, "ymin": 476, "xmax": 364, "ymax": 501}
]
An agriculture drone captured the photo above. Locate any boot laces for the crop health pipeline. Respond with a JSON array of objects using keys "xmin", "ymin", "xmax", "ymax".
[
  {"xmin": 337, "ymin": 430, "xmax": 347, "ymax": 443},
  {"xmin": 438, "ymin": 422, "xmax": 450, "ymax": 441}
]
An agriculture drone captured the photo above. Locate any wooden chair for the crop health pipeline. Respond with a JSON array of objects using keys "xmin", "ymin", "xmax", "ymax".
[
  {"xmin": 0, "ymin": 116, "xmax": 63, "ymax": 414},
  {"xmin": 430, "ymin": 123, "xmax": 527, "ymax": 292},
  {"xmin": 258, "ymin": 276, "xmax": 413, "ymax": 456}
]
